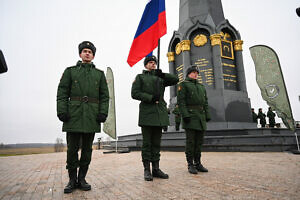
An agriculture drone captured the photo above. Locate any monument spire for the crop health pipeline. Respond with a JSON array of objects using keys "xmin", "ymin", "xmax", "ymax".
[{"xmin": 179, "ymin": 0, "xmax": 225, "ymax": 31}]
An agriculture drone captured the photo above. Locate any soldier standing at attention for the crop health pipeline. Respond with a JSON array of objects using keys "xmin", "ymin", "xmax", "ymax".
[
  {"xmin": 267, "ymin": 107, "xmax": 276, "ymax": 128},
  {"xmin": 177, "ymin": 66, "xmax": 211, "ymax": 174},
  {"xmin": 251, "ymin": 108, "xmax": 258, "ymax": 124},
  {"xmin": 131, "ymin": 55, "xmax": 179, "ymax": 181},
  {"xmin": 258, "ymin": 108, "xmax": 266, "ymax": 128},
  {"xmin": 57, "ymin": 41, "xmax": 109, "ymax": 193},
  {"xmin": 172, "ymin": 104, "xmax": 181, "ymax": 131}
]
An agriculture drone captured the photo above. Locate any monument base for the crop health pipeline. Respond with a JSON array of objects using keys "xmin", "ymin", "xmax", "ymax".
[{"xmin": 109, "ymin": 128, "xmax": 299, "ymax": 152}]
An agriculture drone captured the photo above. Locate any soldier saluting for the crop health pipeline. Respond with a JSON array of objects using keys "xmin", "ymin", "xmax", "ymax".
[
  {"xmin": 131, "ymin": 55, "xmax": 179, "ymax": 181},
  {"xmin": 57, "ymin": 41, "xmax": 109, "ymax": 193},
  {"xmin": 177, "ymin": 65, "xmax": 211, "ymax": 174}
]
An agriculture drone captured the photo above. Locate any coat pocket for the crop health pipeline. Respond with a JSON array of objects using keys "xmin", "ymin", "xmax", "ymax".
[{"xmin": 68, "ymin": 101, "xmax": 82, "ymax": 119}]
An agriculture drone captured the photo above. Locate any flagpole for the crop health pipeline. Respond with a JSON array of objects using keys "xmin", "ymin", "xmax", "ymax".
[
  {"xmin": 115, "ymin": 88, "xmax": 118, "ymax": 153},
  {"xmin": 157, "ymin": 39, "xmax": 160, "ymax": 69}
]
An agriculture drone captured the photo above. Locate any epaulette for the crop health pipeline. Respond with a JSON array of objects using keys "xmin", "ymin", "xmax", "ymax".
[
  {"xmin": 94, "ymin": 67, "xmax": 103, "ymax": 73},
  {"xmin": 66, "ymin": 65, "xmax": 77, "ymax": 70}
]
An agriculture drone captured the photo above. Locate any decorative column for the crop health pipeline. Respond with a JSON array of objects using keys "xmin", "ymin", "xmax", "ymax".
[
  {"xmin": 210, "ymin": 33, "xmax": 224, "ymax": 90},
  {"xmin": 181, "ymin": 40, "xmax": 191, "ymax": 76},
  {"xmin": 233, "ymin": 40, "xmax": 247, "ymax": 93},
  {"xmin": 167, "ymin": 52, "xmax": 176, "ymax": 98}
]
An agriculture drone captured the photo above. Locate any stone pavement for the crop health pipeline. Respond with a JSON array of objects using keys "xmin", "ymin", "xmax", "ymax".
[{"xmin": 0, "ymin": 151, "xmax": 299, "ymax": 200}]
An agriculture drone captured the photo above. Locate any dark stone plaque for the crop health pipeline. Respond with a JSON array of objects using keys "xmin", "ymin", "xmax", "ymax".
[
  {"xmin": 220, "ymin": 33, "xmax": 237, "ymax": 90},
  {"xmin": 190, "ymin": 30, "xmax": 215, "ymax": 89}
]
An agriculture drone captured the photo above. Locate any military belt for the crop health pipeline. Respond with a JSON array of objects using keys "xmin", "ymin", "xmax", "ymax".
[
  {"xmin": 70, "ymin": 96, "xmax": 99, "ymax": 104},
  {"xmin": 187, "ymin": 105, "xmax": 203, "ymax": 111}
]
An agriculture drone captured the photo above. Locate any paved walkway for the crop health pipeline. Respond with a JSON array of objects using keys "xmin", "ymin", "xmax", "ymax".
[{"xmin": 0, "ymin": 150, "xmax": 299, "ymax": 200}]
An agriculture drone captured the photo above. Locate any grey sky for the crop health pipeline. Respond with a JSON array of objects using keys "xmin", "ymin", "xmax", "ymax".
[{"xmin": 0, "ymin": 0, "xmax": 299, "ymax": 144}]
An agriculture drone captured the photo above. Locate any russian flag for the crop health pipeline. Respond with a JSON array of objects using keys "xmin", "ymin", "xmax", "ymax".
[{"xmin": 127, "ymin": 0, "xmax": 167, "ymax": 67}]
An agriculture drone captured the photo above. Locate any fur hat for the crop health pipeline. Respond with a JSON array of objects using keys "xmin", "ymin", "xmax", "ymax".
[{"xmin": 78, "ymin": 41, "xmax": 96, "ymax": 55}]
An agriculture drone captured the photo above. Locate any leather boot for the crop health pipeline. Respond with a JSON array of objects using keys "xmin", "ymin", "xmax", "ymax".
[
  {"xmin": 78, "ymin": 166, "xmax": 91, "ymax": 191},
  {"xmin": 194, "ymin": 156, "xmax": 208, "ymax": 172},
  {"xmin": 152, "ymin": 161, "xmax": 169, "ymax": 179},
  {"xmin": 187, "ymin": 157, "xmax": 197, "ymax": 174},
  {"xmin": 64, "ymin": 168, "xmax": 77, "ymax": 193},
  {"xmin": 143, "ymin": 161, "xmax": 153, "ymax": 181}
]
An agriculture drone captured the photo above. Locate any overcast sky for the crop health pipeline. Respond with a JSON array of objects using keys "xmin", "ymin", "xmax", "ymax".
[{"xmin": 0, "ymin": 0, "xmax": 299, "ymax": 144}]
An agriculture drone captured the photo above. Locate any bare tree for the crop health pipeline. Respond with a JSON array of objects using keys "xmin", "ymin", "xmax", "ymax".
[{"xmin": 54, "ymin": 138, "xmax": 64, "ymax": 152}]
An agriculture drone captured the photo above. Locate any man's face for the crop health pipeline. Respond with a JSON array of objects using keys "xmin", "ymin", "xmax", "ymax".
[
  {"xmin": 80, "ymin": 48, "xmax": 94, "ymax": 63},
  {"xmin": 145, "ymin": 61, "xmax": 157, "ymax": 71},
  {"xmin": 188, "ymin": 71, "xmax": 199, "ymax": 80}
]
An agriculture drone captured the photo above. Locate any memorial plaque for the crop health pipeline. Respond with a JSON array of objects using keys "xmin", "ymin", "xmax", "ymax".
[
  {"xmin": 221, "ymin": 32, "xmax": 237, "ymax": 90},
  {"xmin": 175, "ymin": 48, "xmax": 184, "ymax": 91},
  {"xmin": 190, "ymin": 30, "xmax": 215, "ymax": 89}
]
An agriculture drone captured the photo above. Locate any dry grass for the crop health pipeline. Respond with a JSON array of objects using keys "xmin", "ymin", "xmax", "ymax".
[
  {"xmin": 0, "ymin": 145, "xmax": 99, "ymax": 157},
  {"xmin": 0, "ymin": 146, "xmax": 67, "ymax": 157}
]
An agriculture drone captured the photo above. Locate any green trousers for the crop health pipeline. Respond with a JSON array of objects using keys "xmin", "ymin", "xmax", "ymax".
[
  {"xmin": 141, "ymin": 126, "xmax": 162, "ymax": 162},
  {"xmin": 175, "ymin": 122, "xmax": 180, "ymax": 131},
  {"xmin": 185, "ymin": 129, "xmax": 204, "ymax": 159},
  {"xmin": 66, "ymin": 132, "xmax": 95, "ymax": 170}
]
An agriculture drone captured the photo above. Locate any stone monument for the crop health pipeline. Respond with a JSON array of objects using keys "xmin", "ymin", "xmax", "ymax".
[
  {"xmin": 113, "ymin": 0, "xmax": 298, "ymax": 152},
  {"xmin": 167, "ymin": 0, "xmax": 255, "ymax": 129}
]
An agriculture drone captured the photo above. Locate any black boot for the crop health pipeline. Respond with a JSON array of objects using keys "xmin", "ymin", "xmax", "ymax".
[
  {"xmin": 187, "ymin": 157, "xmax": 197, "ymax": 174},
  {"xmin": 64, "ymin": 168, "xmax": 77, "ymax": 194},
  {"xmin": 78, "ymin": 166, "xmax": 91, "ymax": 191},
  {"xmin": 152, "ymin": 161, "xmax": 169, "ymax": 179},
  {"xmin": 194, "ymin": 156, "xmax": 208, "ymax": 172},
  {"xmin": 143, "ymin": 161, "xmax": 153, "ymax": 181}
]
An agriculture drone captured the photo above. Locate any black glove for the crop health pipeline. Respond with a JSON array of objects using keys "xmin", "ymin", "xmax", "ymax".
[
  {"xmin": 151, "ymin": 94, "xmax": 160, "ymax": 103},
  {"xmin": 183, "ymin": 117, "xmax": 191, "ymax": 123},
  {"xmin": 58, "ymin": 113, "xmax": 70, "ymax": 122},
  {"xmin": 97, "ymin": 113, "xmax": 107, "ymax": 123},
  {"xmin": 155, "ymin": 69, "xmax": 165, "ymax": 78},
  {"xmin": 206, "ymin": 117, "xmax": 211, "ymax": 122}
]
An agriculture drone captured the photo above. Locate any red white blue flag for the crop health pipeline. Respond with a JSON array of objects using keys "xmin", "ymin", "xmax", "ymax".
[{"xmin": 127, "ymin": 0, "xmax": 166, "ymax": 67}]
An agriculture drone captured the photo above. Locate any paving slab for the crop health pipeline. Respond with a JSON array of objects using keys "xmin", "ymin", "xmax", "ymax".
[{"xmin": 0, "ymin": 151, "xmax": 299, "ymax": 199}]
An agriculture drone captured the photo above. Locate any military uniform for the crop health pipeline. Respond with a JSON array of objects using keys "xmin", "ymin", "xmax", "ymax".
[
  {"xmin": 57, "ymin": 41, "xmax": 109, "ymax": 193},
  {"xmin": 132, "ymin": 70, "xmax": 178, "ymax": 160},
  {"xmin": 252, "ymin": 109, "xmax": 258, "ymax": 123},
  {"xmin": 267, "ymin": 108, "xmax": 276, "ymax": 128},
  {"xmin": 258, "ymin": 109, "xmax": 266, "ymax": 128},
  {"xmin": 131, "ymin": 57, "xmax": 178, "ymax": 180},
  {"xmin": 172, "ymin": 105, "xmax": 181, "ymax": 131},
  {"xmin": 177, "ymin": 68, "xmax": 210, "ymax": 174}
]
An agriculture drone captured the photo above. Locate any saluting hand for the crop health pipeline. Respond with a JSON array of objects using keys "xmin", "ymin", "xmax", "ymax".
[{"xmin": 155, "ymin": 69, "xmax": 165, "ymax": 78}]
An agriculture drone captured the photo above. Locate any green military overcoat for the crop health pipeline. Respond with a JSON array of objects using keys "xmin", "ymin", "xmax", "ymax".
[
  {"xmin": 267, "ymin": 110, "xmax": 276, "ymax": 125},
  {"xmin": 177, "ymin": 77, "xmax": 210, "ymax": 131},
  {"xmin": 258, "ymin": 111, "xmax": 266, "ymax": 125},
  {"xmin": 57, "ymin": 61, "xmax": 109, "ymax": 133},
  {"xmin": 131, "ymin": 70, "xmax": 179, "ymax": 127}
]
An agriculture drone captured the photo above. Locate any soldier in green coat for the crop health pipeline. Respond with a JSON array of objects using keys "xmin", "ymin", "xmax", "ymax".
[
  {"xmin": 57, "ymin": 41, "xmax": 109, "ymax": 193},
  {"xmin": 258, "ymin": 108, "xmax": 266, "ymax": 128},
  {"xmin": 131, "ymin": 56, "xmax": 179, "ymax": 181},
  {"xmin": 177, "ymin": 66, "xmax": 211, "ymax": 174},
  {"xmin": 267, "ymin": 107, "xmax": 276, "ymax": 128},
  {"xmin": 172, "ymin": 104, "xmax": 181, "ymax": 131},
  {"xmin": 251, "ymin": 108, "xmax": 258, "ymax": 124}
]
